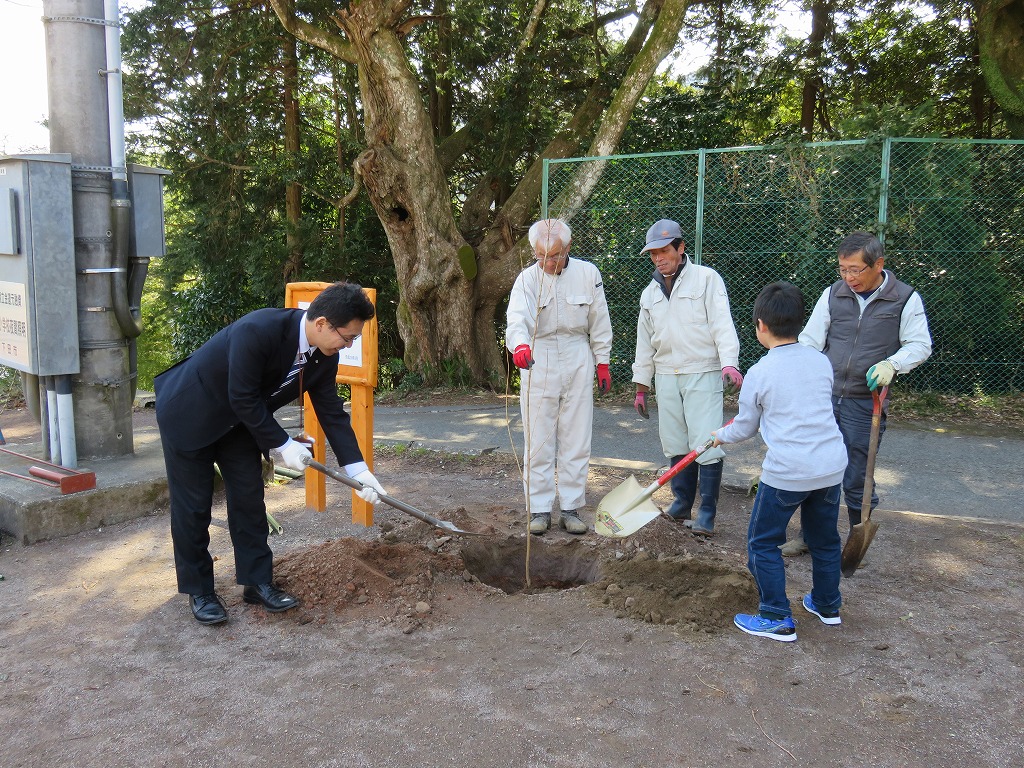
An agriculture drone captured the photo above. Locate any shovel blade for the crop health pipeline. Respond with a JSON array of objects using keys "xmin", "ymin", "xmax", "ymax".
[
  {"xmin": 841, "ymin": 519, "xmax": 880, "ymax": 577},
  {"xmin": 595, "ymin": 475, "xmax": 662, "ymax": 538}
]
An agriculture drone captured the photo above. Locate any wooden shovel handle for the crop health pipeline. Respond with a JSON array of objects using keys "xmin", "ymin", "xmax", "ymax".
[{"xmin": 860, "ymin": 386, "xmax": 887, "ymax": 524}]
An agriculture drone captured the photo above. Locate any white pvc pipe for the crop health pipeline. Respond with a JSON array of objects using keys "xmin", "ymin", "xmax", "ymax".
[
  {"xmin": 104, "ymin": 0, "xmax": 128, "ymax": 195},
  {"xmin": 56, "ymin": 374, "xmax": 77, "ymax": 468},
  {"xmin": 45, "ymin": 377, "xmax": 61, "ymax": 465}
]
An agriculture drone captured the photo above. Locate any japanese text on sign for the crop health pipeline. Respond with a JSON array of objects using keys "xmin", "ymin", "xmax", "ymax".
[{"xmin": 0, "ymin": 280, "xmax": 29, "ymax": 369}]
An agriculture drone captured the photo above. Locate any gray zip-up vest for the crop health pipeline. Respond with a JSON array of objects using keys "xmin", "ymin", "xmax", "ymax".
[{"xmin": 824, "ymin": 271, "xmax": 915, "ymax": 398}]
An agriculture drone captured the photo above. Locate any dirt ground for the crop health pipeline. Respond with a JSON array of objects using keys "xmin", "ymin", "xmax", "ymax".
[{"xmin": 1, "ymin": 405, "xmax": 1023, "ymax": 767}]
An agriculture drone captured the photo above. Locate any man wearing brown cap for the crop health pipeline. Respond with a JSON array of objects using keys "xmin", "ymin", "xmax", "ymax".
[{"xmin": 631, "ymin": 219, "xmax": 742, "ymax": 535}]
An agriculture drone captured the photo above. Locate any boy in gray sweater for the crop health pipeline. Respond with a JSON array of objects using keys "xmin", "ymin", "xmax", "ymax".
[{"xmin": 713, "ymin": 282, "xmax": 848, "ymax": 642}]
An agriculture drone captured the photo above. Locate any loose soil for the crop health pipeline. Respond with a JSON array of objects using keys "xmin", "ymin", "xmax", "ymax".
[{"xmin": 1, "ymin": 405, "xmax": 1022, "ymax": 767}]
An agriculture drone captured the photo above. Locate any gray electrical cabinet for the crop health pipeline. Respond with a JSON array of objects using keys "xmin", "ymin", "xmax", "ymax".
[
  {"xmin": 0, "ymin": 155, "xmax": 170, "ymax": 377},
  {"xmin": 127, "ymin": 163, "xmax": 171, "ymax": 258},
  {"xmin": 0, "ymin": 154, "xmax": 79, "ymax": 376}
]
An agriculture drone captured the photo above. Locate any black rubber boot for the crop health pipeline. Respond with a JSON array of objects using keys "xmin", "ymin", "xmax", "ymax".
[
  {"xmin": 847, "ymin": 505, "xmax": 862, "ymax": 527},
  {"xmin": 665, "ymin": 459, "xmax": 699, "ymax": 521},
  {"xmin": 692, "ymin": 460, "xmax": 723, "ymax": 535}
]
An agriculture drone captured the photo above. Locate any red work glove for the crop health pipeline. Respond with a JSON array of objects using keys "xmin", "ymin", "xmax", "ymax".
[
  {"xmin": 722, "ymin": 366, "xmax": 744, "ymax": 395},
  {"xmin": 634, "ymin": 390, "xmax": 649, "ymax": 419},
  {"xmin": 596, "ymin": 363, "xmax": 611, "ymax": 393},
  {"xmin": 512, "ymin": 344, "xmax": 534, "ymax": 369}
]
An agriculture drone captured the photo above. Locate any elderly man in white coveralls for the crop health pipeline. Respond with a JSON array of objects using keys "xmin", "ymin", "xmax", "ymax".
[
  {"xmin": 506, "ymin": 219, "xmax": 613, "ymax": 535},
  {"xmin": 632, "ymin": 219, "xmax": 743, "ymax": 536}
]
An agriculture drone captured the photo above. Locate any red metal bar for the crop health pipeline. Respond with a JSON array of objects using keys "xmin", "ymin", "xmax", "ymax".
[{"xmin": 0, "ymin": 448, "xmax": 97, "ymax": 494}]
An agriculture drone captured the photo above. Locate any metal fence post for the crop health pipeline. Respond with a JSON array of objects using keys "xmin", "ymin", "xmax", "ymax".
[
  {"xmin": 694, "ymin": 148, "xmax": 706, "ymax": 264},
  {"xmin": 878, "ymin": 138, "xmax": 892, "ymax": 244}
]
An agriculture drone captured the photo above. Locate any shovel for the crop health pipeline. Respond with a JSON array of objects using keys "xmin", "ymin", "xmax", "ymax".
[
  {"xmin": 595, "ymin": 419, "xmax": 733, "ymax": 538},
  {"xmin": 841, "ymin": 386, "xmax": 886, "ymax": 576},
  {"xmin": 303, "ymin": 458, "xmax": 485, "ymax": 536}
]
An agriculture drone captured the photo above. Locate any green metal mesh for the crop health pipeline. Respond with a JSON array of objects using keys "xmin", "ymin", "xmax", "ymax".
[{"xmin": 541, "ymin": 138, "xmax": 1024, "ymax": 394}]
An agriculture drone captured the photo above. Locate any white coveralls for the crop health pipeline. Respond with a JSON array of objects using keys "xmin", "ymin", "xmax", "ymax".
[
  {"xmin": 506, "ymin": 257, "xmax": 613, "ymax": 514},
  {"xmin": 631, "ymin": 257, "xmax": 740, "ymax": 463}
]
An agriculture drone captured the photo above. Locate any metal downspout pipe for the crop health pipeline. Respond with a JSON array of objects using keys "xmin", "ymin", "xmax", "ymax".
[{"xmin": 104, "ymin": 0, "xmax": 145, "ymax": 353}]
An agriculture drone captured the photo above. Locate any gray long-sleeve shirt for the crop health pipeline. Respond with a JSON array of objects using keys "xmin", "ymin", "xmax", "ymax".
[{"xmin": 715, "ymin": 343, "xmax": 847, "ymax": 492}]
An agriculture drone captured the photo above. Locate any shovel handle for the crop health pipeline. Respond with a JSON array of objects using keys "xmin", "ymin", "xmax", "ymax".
[
  {"xmin": 654, "ymin": 418, "xmax": 735, "ymax": 489},
  {"xmin": 860, "ymin": 386, "xmax": 887, "ymax": 525},
  {"xmin": 303, "ymin": 458, "xmax": 457, "ymax": 531}
]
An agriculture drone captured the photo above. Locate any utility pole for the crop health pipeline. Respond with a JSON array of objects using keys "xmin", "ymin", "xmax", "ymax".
[{"xmin": 42, "ymin": 0, "xmax": 134, "ymax": 458}]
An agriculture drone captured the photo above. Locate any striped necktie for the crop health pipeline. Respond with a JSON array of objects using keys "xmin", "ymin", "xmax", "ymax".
[{"xmin": 273, "ymin": 350, "xmax": 309, "ymax": 396}]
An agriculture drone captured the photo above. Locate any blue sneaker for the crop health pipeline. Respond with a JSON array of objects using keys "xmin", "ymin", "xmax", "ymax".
[
  {"xmin": 802, "ymin": 593, "xmax": 842, "ymax": 625},
  {"xmin": 734, "ymin": 613, "xmax": 797, "ymax": 642}
]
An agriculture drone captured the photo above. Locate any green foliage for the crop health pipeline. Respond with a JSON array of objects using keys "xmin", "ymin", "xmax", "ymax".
[
  {"xmin": 135, "ymin": 259, "xmax": 177, "ymax": 389},
  {"xmin": 421, "ymin": 356, "xmax": 476, "ymax": 388},
  {"xmin": 620, "ymin": 80, "xmax": 748, "ymax": 152},
  {"xmin": 378, "ymin": 354, "xmax": 502, "ymax": 396},
  {"xmin": 831, "ymin": 2, "xmax": 994, "ymax": 137},
  {"xmin": 0, "ymin": 366, "xmax": 23, "ymax": 411},
  {"xmin": 883, "ymin": 140, "xmax": 1024, "ymax": 392},
  {"xmin": 378, "ymin": 357, "xmax": 424, "ymax": 394},
  {"xmin": 120, "ymin": 0, "xmax": 1024, "ymax": 392},
  {"xmin": 620, "ymin": 2, "xmax": 795, "ymax": 152},
  {"xmin": 122, "ymin": 0, "xmax": 399, "ymax": 363},
  {"xmin": 627, "ymin": 0, "xmax": 1012, "ymax": 146},
  {"xmin": 410, "ymin": 0, "xmax": 640, "ymax": 224}
]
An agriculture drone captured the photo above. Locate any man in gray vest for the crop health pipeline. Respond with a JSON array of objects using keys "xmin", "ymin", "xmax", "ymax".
[{"xmin": 784, "ymin": 231, "xmax": 932, "ymax": 556}]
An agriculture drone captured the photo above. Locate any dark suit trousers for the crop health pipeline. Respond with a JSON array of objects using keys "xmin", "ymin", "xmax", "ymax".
[{"xmin": 162, "ymin": 423, "xmax": 272, "ymax": 595}]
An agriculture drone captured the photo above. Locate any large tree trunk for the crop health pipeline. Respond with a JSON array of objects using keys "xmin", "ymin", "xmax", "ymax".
[
  {"xmin": 977, "ymin": 0, "xmax": 1024, "ymax": 137},
  {"xmin": 282, "ymin": 32, "xmax": 303, "ymax": 281},
  {"xmin": 332, "ymin": 4, "xmax": 483, "ymax": 379},
  {"xmin": 269, "ymin": 0, "xmax": 693, "ymax": 384},
  {"xmin": 799, "ymin": 0, "xmax": 833, "ymax": 140}
]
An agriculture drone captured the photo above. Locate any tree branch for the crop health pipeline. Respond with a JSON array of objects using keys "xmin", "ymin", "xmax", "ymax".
[
  {"xmin": 516, "ymin": 0, "xmax": 549, "ymax": 58},
  {"xmin": 396, "ymin": 14, "xmax": 433, "ymax": 36},
  {"xmin": 266, "ymin": 0, "xmax": 356, "ymax": 63}
]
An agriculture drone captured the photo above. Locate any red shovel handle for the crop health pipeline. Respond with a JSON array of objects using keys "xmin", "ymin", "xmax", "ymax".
[
  {"xmin": 655, "ymin": 418, "xmax": 735, "ymax": 488},
  {"xmin": 873, "ymin": 385, "xmax": 888, "ymax": 413}
]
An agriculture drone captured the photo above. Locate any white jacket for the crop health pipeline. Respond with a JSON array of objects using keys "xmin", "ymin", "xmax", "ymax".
[
  {"xmin": 631, "ymin": 258, "xmax": 739, "ymax": 388},
  {"xmin": 506, "ymin": 258, "xmax": 612, "ymax": 362}
]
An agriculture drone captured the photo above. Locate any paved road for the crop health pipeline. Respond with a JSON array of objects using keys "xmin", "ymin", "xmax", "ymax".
[{"xmin": 372, "ymin": 403, "xmax": 1024, "ymax": 524}]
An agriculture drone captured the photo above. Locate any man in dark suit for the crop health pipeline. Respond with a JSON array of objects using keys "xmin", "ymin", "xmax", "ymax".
[{"xmin": 155, "ymin": 282, "xmax": 386, "ymax": 625}]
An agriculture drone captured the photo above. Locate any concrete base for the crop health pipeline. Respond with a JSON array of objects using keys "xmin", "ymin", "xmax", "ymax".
[{"xmin": 0, "ymin": 425, "xmax": 169, "ymax": 545}]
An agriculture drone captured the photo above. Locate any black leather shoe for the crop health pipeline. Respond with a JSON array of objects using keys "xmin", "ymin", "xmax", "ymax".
[
  {"xmin": 190, "ymin": 593, "xmax": 228, "ymax": 625},
  {"xmin": 243, "ymin": 583, "xmax": 299, "ymax": 613}
]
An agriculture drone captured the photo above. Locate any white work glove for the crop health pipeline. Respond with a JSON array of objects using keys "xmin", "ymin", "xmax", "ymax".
[
  {"xmin": 351, "ymin": 469, "xmax": 386, "ymax": 506},
  {"xmin": 272, "ymin": 438, "xmax": 312, "ymax": 472},
  {"xmin": 866, "ymin": 359, "xmax": 896, "ymax": 391}
]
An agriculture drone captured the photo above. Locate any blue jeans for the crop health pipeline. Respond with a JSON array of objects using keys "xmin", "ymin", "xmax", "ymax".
[
  {"xmin": 834, "ymin": 395, "xmax": 887, "ymax": 521},
  {"xmin": 748, "ymin": 481, "xmax": 843, "ymax": 618}
]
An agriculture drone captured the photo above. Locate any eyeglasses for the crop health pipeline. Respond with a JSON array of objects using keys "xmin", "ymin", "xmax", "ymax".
[
  {"xmin": 329, "ymin": 325, "xmax": 361, "ymax": 346},
  {"xmin": 837, "ymin": 265, "xmax": 871, "ymax": 278},
  {"xmin": 535, "ymin": 245, "xmax": 570, "ymax": 261}
]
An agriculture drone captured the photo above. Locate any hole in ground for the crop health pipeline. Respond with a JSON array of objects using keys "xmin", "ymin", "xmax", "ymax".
[{"xmin": 461, "ymin": 537, "xmax": 602, "ymax": 594}]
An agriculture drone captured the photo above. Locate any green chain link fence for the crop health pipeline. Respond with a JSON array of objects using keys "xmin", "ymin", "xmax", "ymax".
[{"xmin": 540, "ymin": 138, "xmax": 1024, "ymax": 394}]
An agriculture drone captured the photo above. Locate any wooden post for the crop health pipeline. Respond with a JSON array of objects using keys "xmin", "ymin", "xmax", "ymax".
[
  {"xmin": 337, "ymin": 288, "xmax": 378, "ymax": 526},
  {"xmin": 302, "ymin": 392, "xmax": 327, "ymax": 511},
  {"xmin": 285, "ymin": 282, "xmax": 377, "ymax": 524},
  {"xmin": 348, "ymin": 384, "xmax": 374, "ymax": 526}
]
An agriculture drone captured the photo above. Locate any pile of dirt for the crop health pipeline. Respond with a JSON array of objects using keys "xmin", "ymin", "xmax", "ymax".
[
  {"xmin": 592, "ymin": 552, "xmax": 756, "ymax": 631},
  {"xmin": 274, "ymin": 537, "xmax": 471, "ymax": 633},
  {"xmin": 269, "ymin": 489, "xmax": 758, "ymax": 637}
]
